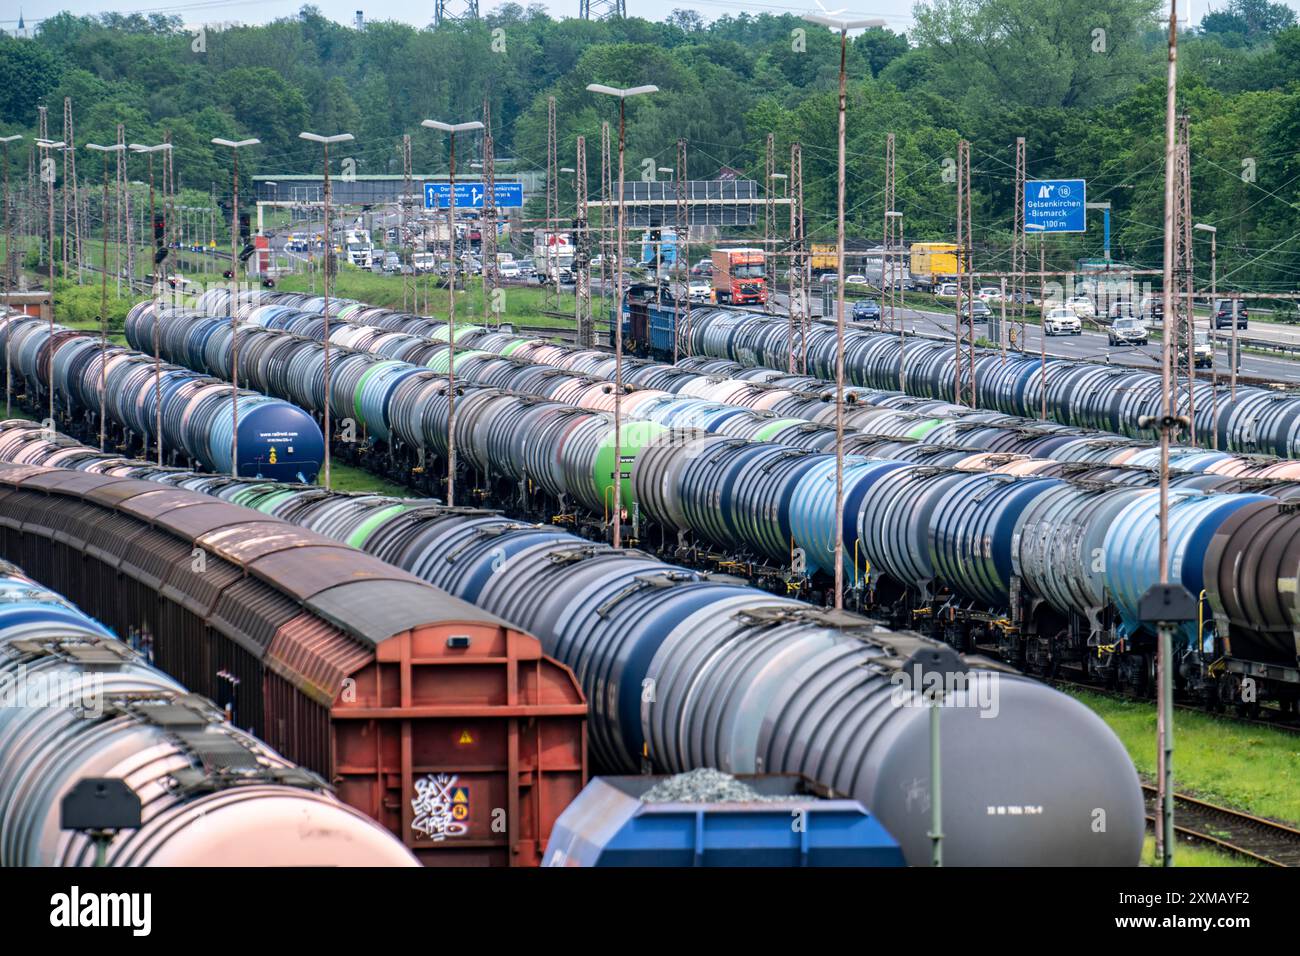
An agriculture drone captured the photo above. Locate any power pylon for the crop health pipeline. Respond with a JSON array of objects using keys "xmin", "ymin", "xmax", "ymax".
[
  {"xmin": 116, "ymin": 123, "xmax": 127, "ymax": 297},
  {"xmin": 401, "ymin": 134, "xmax": 414, "ymax": 312},
  {"xmin": 544, "ymin": 96, "xmax": 558, "ymax": 312},
  {"xmin": 63, "ymin": 97, "xmax": 82, "ymax": 281},
  {"xmin": 434, "ymin": 0, "xmax": 478, "ymax": 25},
  {"xmin": 574, "ymin": 135, "xmax": 592, "ymax": 346},
  {"xmin": 788, "ymin": 142, "xmax": 807, "ymax": 374},
  {"xmin": 882, "ymin": 132, "xmax": 897, "ymax": 332},
  {"xmin": 600, "ymin": 121, "xmax": 612, "ymax": 332},
  {"xmin": 481, "ymin": 98, "xmax": 498, "ymax": 327},
  {"xmin": 579, "ymin": 0, "xmax": 625, "ymax": 18},
  {"xmin": 1173, "ymin": 112, "xmax": 1196, "ymax": 442},
  {"xmin": 1012, "ymin": 136, "xmax": 1027, "ymax": 351},
  {"xmin": 764, "ymin": 132, "xmax": 775, "ymax": 314},
  {"xmin": 674, "ymin": 137, "xmax": 686, "ymax": 362},
  {"xmin": 954, "ymin": 138, "xmax": 976, "ymax": 407}
]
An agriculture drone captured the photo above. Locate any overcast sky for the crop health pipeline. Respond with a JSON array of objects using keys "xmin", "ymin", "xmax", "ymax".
[{"xmin": 5, "ymin": 0, "xmax": 1300, "ymax": 34}]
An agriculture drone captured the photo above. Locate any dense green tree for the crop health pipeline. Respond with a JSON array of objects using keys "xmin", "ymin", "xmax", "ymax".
[{"xmin": 3, "ymin": 3, "xmax": 1295, "ymax": 289}]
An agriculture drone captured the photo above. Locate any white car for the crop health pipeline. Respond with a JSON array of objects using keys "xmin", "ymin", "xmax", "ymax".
[
  {"xmin": 935, "ymin": 283, "xmax": 959, "ymax": 298},
  {"xmin": 1067, "ymin": 295, "xmax": 1096, "ymax": 318},
  {"xmin": 687, "ymin": 280, "xmax": 712, "ymax": 303},
  {"xmin": 978, "ymin": 286, "xmax": 1002, "ymax": 301},
  {"xmin": 1044, "ymin": 306, "xmax": 1082, "ymax": 335},
  {"xmin": 845, "ymin": 274, "xmax": 870, "ymax": 285},
  {"xmin": 498, "ymin": 261, "xmax": 520, "ymax": 279}
]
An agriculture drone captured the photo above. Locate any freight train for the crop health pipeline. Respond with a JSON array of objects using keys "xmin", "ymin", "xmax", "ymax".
[
  {"xmin": 0, "ymin": 313, "xmax": 324, "ymax": 482},
  {"xmin": 0, "ymin": 422, "xmax": 1147, "ymax": 867},
  {"xmin": 0, "ymin": 557, "xmax": 419, "ymax": 867},
  {"xmin": 629, "ymin": 303, "xmax": 1300, "ymax": 459},
  {"xmin": 119, "ymin": 296, "xmax": 1300, "ymax": 717},
  {"xmin": 0, "ymin": 459, "xmax": 586, "ymax": 865}
]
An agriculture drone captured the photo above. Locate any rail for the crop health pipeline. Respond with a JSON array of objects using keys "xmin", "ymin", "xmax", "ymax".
[{"xmin": 1140, "ymin": 784, "xmax": 1300, "ymax": 866}]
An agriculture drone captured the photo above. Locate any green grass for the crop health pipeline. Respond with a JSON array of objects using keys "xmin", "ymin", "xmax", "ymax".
[
  {"xmin": 272, "ymin": 269, "xmax": 599, "ymax": 331},
  {"xmin": 1140, "ymin": 835, "xmax": 1256, "ymax": 867},
  {"xmin": 1067, "ymin": 688, "xmax": 1300, "ymax": 825},
  {"xmin": 321, "ymin": 460, "xmax": 416, "ymax": 496}
]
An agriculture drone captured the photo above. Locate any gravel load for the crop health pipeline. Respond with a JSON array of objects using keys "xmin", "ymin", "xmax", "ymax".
[{"xmin": 640, "ymin": 768, "xmax": 795, "ymax": 804}]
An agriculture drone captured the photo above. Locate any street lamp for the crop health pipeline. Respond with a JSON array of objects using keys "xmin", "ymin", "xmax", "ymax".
[
  {"xmin": 35, "ymin": 138, "xmax": 66, "ymax": 430},
  {"xmin": 300, "ymin": 132, "xmax": 354, "ymax": 491},
  {"xmin": 587, "ymin": 82, "xmax": 659, "ymax": 550},
  {"xmin": 1193, "ymin": 222, "xmax": 1224, "ymax": 424},
  {"xmin": 801, "ymin": 14, "xmax": 886, "ymax": 611},
  {"xmin": 421, "ymin": 119, "xmax": 484, "ymax": 509},
  {"xmin": 130, "ymin": 142, "xmax": 173, "ymax": 466},
  {"xmin": 211, "ymin": 136, "xmax": 260, "ymax": 477},
  {"xmin": 86, "ymin": 142, "xmax": 126, "ymax": 449}
]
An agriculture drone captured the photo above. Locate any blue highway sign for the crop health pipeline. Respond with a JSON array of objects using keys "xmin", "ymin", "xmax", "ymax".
[{"xmin": 1024, "ymin": 179, "xmax": 1086, "ymax": 233}]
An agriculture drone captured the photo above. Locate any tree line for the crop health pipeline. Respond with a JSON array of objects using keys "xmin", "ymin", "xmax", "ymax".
[{"xmin": 1, "ymin": 0, "xmax": 1297, "ymax": 289}]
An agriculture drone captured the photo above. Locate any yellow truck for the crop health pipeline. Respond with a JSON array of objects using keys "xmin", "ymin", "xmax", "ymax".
[
  {"xmin": 810, "ymin": 243, "xmax": 837, "ymax": 275},
  {"xmin": 909, "ymin": 242, "xmax": 959, "ymax": 292}
]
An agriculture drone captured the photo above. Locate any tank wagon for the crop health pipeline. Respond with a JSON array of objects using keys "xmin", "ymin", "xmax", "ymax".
[
  {"xmin": 0, "ymin": 462, "xmax": 586, "ymax": 865},
  {"xmin": 120, "ymin": 299, "xmax": 1300, "ymax": 714},
  {"xmin": 193, "ymin": 289, "xmax": 1300, "ymax": 490},
  {"xmin": 0, "ymin": 557, "xmax": 419, "ymax": 866},
  {"xmin": 629, "ymin": 303, "xmax": 1300, "ymax": 460},
  {"xmin": 0, "ymin": 424, "xmax": 1146, "ymax": 867},
  {"xmin": 0, "ymin": 313, "xmax": 324, "ymax": 482}
]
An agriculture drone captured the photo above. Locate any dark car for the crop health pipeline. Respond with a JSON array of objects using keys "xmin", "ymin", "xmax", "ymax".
[
  {"xmin": 1214, "ymin": 298, "xmax": 1247, "ymax": 330},
  {"xmin": 959, "ymin": 299, "xmax": 991, "ymax": 322},
  {"xmin": 851, "ymin": 298, "xmax": 882, "ymax": 322}
]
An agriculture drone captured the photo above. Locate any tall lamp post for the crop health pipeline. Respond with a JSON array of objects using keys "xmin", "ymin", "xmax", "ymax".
[
  {"xmin": 586, "ymin": 83, "xmax": 659, "ymax": 549},
  {"xmin": 801, "ymin": 15, "xmax": 886, "ymax": 608},
  {"xmin": 422, "ymin": 119, "xmax": 483, "ymax": 508},
  {"xmin": 211, "ymin": 137, "xmax": 260, "ymax": 477},
  {"xmin": 35, "ymin": 138, "xmax": 66, "ymax": 431},
  {"xmin": 1193, "ymin": 222, "xmax": 1223, "ymax": 415},
  {"xmin": 86, "ymin": 143, "xmax": 126, "ymax": 449},
  {"xmin": 130, "ymin": 142, "xmax": 172, "ymax": 466},
  {"xmin": 300, "ymin": 132, "xmax": 354, "ymax": 491}
]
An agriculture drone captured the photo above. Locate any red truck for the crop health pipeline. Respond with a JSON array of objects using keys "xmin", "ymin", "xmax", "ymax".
[{"xmin": 711, "ymin": 248, "xmax": 767, "ymax": 305}]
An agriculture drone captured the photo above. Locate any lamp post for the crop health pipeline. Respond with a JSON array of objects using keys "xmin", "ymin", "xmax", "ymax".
[
  {"xmin": 1194, "ymin": 222, "xmax": 1218, "ymax": 439},
  {"xmin": 130, "ymin": 143, "xmax": 172, "ymax": 466},
  {"xmin": 1154, "ymin": 0, "xmax": 1182, "ymax": 869},
  {"xmin": 587, "ymin": 83, "xmax": 659, "ymax": 549},
  {"xmin": 86, "ymin": 143, "xmax": 126, "ymax": 449},
  {"xmin": 300, "ymin": 132, "xmax": 354, "ymax": 491},
  {"xmin": 801, "ymin": 14, "xmax": 886, "ymax": 609},
  {"xmin": 211, "ymin": 137, "xmax": 260, "ymax": 477},
  {"xmin": 35, "ymin": 138, "xmax": 66, "ymax": 430},
  {"xmin": 422, "ymin": 119, "xmax": 484, "ymax": 508}
]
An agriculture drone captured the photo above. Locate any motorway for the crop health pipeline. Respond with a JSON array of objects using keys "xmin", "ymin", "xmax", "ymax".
[{"xmin": 177, "ymin": 221, "xmax": 1300, "ymax": 384}]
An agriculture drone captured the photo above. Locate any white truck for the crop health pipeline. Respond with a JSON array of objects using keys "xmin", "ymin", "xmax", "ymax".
[{"xmin": 345, "ymin": 229, "xmax": 373, "ymax": 268}]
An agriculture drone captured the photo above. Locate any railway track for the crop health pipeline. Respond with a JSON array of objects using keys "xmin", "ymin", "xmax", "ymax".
[{"xmin": 1141, "ymin": 784, "xmax": 1300, "ymax": 866}]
